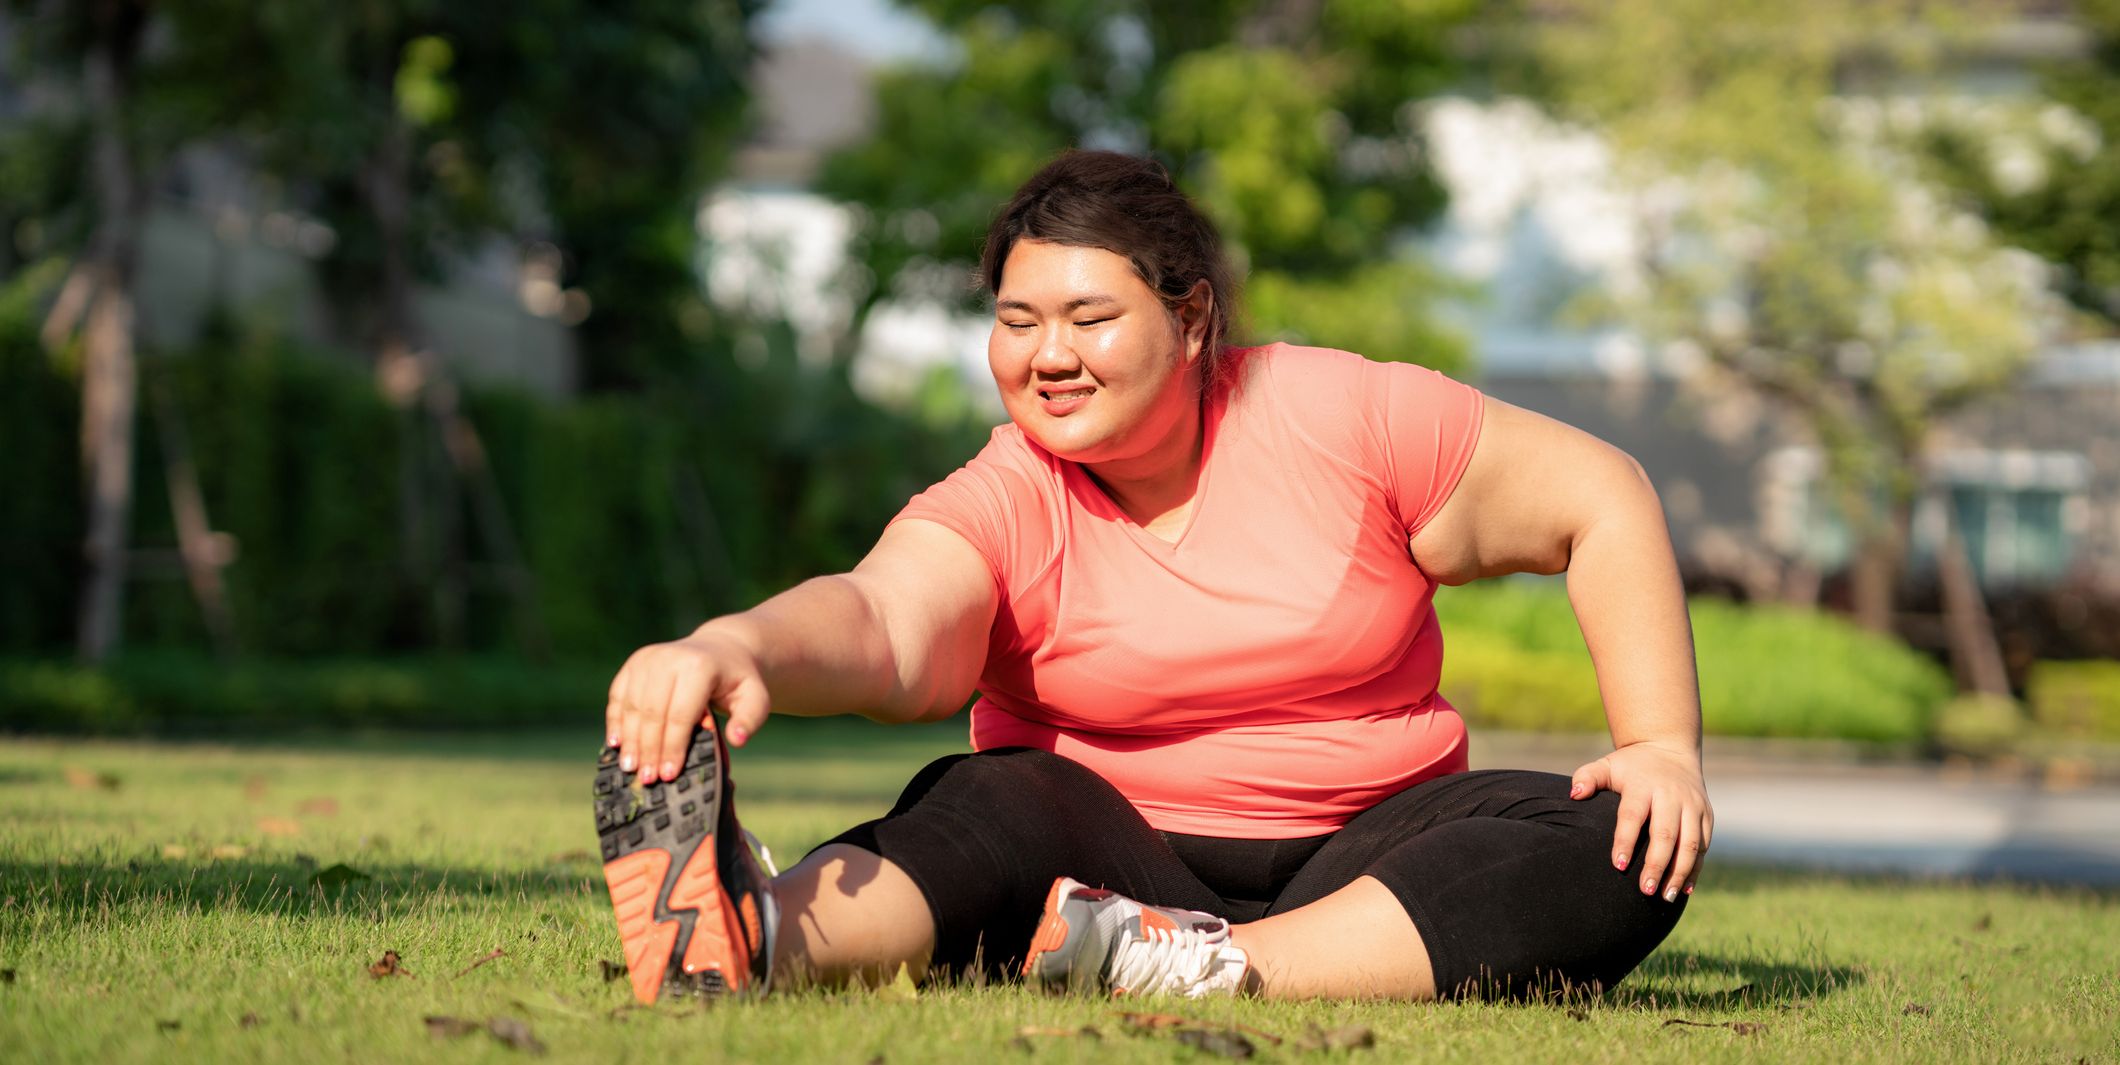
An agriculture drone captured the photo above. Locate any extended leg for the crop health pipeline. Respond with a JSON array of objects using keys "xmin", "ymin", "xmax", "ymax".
[{"xmin": 767, "ymin": 843, "xmax": 935, "ymax": 988}]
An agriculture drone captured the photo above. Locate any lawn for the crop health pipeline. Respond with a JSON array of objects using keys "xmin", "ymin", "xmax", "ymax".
[{"xmin": 1, "ymin": 718, "xmax": 2115, "ymax": 1064}]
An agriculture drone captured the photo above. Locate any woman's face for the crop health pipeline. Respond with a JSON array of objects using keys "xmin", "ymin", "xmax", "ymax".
[{"xmin": 988, "ymin": 239, "xmax": 1206, "ymax": 465}]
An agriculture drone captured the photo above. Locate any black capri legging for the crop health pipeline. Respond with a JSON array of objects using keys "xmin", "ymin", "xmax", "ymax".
[{"xmin": 823, "ymin": 748, "xmax": 1686, "ymax": 999}]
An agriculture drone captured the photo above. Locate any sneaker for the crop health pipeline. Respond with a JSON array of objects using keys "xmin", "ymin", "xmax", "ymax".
[
  {"xmin": 1021, "ymin": 876, "xmax": 1249, "ymax": 998},
  {"xmin": 593, "ymin": 721, "xmax": 778, "ymax": 1004}
]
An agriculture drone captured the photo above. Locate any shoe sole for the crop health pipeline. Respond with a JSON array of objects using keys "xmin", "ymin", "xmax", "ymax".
[
  {"xmin": 1021, "ymin": 875, "xmax": 1089, "ymax": 989},
  {"xmin": 594, "ymin": 724, "xmax": 766, "ymax": 1004}
]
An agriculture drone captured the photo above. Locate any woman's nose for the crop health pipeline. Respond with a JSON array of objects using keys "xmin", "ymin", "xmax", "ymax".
[{"xmin": 1031, "ymin": 326, "xmax": 1079, "ymax": 373}]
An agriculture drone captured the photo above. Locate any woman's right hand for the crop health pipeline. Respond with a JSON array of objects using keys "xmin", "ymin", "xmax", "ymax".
[{"xmin": 605, "ymin": 627, "xmax": 773, "ymax": 785}]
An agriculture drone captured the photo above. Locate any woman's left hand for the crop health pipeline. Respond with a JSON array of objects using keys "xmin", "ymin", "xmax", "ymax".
[{"xmin": 1570, "ymin": 740, "xmax": 1712, "ymax": 902}]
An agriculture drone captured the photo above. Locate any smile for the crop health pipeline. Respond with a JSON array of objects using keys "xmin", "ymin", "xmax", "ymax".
[{"xmin": 1039, "ymin": 387, "xmax": 1095, "ymax": 401}]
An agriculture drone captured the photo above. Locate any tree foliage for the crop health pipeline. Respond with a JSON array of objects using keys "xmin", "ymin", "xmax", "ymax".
[
  {"xmin": 1538, "ymin": 0, "xmax": 2060, "ymax": 629},
  {"xmin": 816, "ymin": 0, "xmax": 1479, "ymax": 372},
  {"xmin": 1922, "ymin": 0, "xmax": 2120, "ymax": 329}
]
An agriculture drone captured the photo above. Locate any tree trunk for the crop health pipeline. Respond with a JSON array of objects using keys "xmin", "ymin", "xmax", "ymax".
[
  {"xmin": 74, "ymin": 1, "xmax": 147, "ymax": 664},
  {"xmin": 1938, "ymin": 510, "xmax": 2012, "ymax": 697}
]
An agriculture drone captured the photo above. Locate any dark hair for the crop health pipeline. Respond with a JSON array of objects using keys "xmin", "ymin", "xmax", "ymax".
[{"xmin": 980, "ymin": 150, "xmax": 1239, "ymax": 388}]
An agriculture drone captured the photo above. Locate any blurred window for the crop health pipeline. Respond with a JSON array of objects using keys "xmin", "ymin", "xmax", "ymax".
[{"xmin": 1763, "ymin": 446, "xmax": 2088, "ymax": 589}]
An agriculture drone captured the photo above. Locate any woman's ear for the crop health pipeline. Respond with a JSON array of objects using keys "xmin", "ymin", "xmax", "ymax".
[{"xmin": 1175, "ymin": 280, "xmax": 1213, "ymax": 363}]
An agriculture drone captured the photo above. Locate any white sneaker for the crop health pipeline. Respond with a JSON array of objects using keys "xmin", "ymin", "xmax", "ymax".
[{"xmin": 1021, "ymin": 876, "xmax": 1249, "ymax": 998}]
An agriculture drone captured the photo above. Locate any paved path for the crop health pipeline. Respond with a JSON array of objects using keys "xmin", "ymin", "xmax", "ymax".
[{"xmin": 1471, "ymin": 733, "xmax": 2120, "ymax": 887}]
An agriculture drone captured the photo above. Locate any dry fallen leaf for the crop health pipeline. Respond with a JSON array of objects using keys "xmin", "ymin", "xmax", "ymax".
[
  {"xmin": 64, "ymin": 766, "xmax": 120, "ymax": 791},
  {"xmin": 485, "ymin": 1016, "xmax": 547, "ymax": 1055},
  {"xmin": 161, "ymin": 844, "xmax": 190, "ymax": 860},
  {"xmin": 455, "ymin": 948, "xmax": 506, "ymax": 978},
  {"xmin": 1016, "ymin": 1026, "xmax": 1101, "ymax": 1040},
  {"xmin": 209, "ymin": 844, "xmax": 250, "ymax": 860},
  {"xmin": 1663, "ymin": 1018, "xmax": 1764, "ymax": 1036},
  {"xmin": 369, "ymin": 950, "xmax": 414, "ymax": 979},
  {"xmin": 1172, "ymin": 1029, "xmax": 1255, "ymax": 1059},
  {"xmin": 425, "ymin": 1015, "xmax": 480, "ymax": 1039},
  {"xmin": 873, "ymin": 962, "xmax": 918, "ymax": 1003},
  {"xmin": 1117, "ymin": 1011, "xmax": 1193, "ymax": 1031},
  {"xmin": 1291, "ymin": 1024, "xmax": 1373, "ymax": 1052},
  {"xmin": 257, "ymin": 817, "xmax": 302, "ymax": 837}
]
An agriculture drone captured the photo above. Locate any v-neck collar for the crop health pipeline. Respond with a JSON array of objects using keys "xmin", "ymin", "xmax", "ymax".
[{"xmin": 1064, "ymin": 386, "xmax": 1225, "ymax": 554}]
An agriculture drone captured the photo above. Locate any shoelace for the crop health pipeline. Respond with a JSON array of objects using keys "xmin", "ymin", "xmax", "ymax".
[{"xmin": 1106, "ymin": 922, "xmax": 1232, "ymax": 996}]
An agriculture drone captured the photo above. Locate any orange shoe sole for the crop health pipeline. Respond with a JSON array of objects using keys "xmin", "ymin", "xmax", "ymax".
[
  {"xmin": 594, "ymin": 725, "xmax": 767, "ymax": 1004},
  {"xmin": 1021, "ymin": 876, "xmax": 1075, "ymax": 979}
]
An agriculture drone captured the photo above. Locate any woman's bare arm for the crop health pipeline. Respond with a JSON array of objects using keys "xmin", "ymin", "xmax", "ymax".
[
  {"xmin": 610, "ymin": 518, "xmax": 997, "ymax": 784},
  {"xmin": 1410, "ymin": 395, "xmax": 1712, "ymax": 901}
]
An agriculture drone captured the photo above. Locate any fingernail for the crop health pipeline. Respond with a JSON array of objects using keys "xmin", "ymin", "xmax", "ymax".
[
  {"xmin": 1684, "ymin": 883, "xmax": 1695, "ymax": 896},
  {"xmin": 1614, "ymin": 854, "xmax": 1628, "ymax": 871},
  {"xmin": 606, "ymin": 734, "xmax": 620, "ymax": 749},
  {"xmin": 728, "ymin": 725, "xmax": 748, "ymax": 747},
  {"xmin": 1664, "ymin": 885, "xmax": 1679, "ymax": 903},
  {"xmin": 620, "ymin": 753, "xmax": 635, "ymax": 772},
  {"xmin": 661, "ymin": 761, "xmax": 679, "ymax": 780},
  {"xmin": 1642, "ymin": 877, "xmax": 1657, "ymax": 895}
]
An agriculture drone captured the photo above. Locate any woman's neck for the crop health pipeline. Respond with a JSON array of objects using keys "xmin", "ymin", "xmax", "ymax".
[{"xmin": 1085, "ymin": 393, "xmax": 1206, "ymax": 539}]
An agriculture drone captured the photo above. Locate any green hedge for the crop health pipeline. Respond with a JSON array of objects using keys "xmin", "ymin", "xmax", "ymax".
[
  {"xmin": 1436, "ymin": 581, "xmax": 1953, "ymax": 743},
  {"xmin": 0, "ymin": 313, "xmax": 987, "ymax": 661},
  {"xmin": 2029, "ymin": 660, "xmax": 2120, "ymax": 740},
  {"xmin": 0, "ymin": 652, "xmax": 611, "ymax": 736}
]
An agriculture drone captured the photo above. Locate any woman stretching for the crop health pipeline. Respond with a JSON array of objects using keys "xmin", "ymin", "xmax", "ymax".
[{"xmin": 591, "ymin": 150, "xmax": 1712, "ymax": 1005}]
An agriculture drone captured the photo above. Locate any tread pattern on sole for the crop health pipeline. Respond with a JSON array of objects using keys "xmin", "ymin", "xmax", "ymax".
[{"xmin": 593, "ymin": 729, "xmax": 737, "ymax": 1004}]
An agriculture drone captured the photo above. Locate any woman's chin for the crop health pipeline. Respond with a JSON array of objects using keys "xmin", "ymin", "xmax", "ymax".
[{"xmin": 1016, "ymin": 419, "xmax": 1110, "ymax": 462}]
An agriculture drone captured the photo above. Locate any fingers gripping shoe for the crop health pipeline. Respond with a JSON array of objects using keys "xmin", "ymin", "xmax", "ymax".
[
  {"xmin": 594, "ymin": 723, "xmax": 778, "ymax": 1004},
  {"xmin": 1022, "ymin": 876, "xmax": 1249, "ymax": 998}
]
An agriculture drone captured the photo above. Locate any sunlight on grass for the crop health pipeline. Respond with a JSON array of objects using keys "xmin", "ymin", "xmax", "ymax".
[{"xmin": 2, "ymin": 723, "xmax": 2116, "ymax": 1063}]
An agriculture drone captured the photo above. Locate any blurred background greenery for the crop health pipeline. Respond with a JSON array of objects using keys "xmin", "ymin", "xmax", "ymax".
[{"xmin": 1, "ymin": 0, "xmax": 2116, "ymax": 757}]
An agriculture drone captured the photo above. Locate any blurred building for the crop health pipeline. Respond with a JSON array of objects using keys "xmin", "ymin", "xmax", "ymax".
[
  {"xmin": 0, "ymin": 12, "xmax": 580, "ymax": 397},
  {"xmin": 1419, "ymin": 15, "xmax": 2120, "ymax": 624}
]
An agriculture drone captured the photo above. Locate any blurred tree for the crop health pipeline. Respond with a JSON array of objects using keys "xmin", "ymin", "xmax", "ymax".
[
  {"xmin": 2, "ymin": 0, "xmax": 159, "ymax": 663},
  {"xmin": 1539, "ymin": 0, "xmax": 2057, "ymax": 647},
  {"xmin": 1923, "ymin": 0, "xmax": 2120, "ymax": 330},
  {"xmin": 814, "ymin": 0, "xmax": 1478, "ymax": 373},
  {"xmin": 152, "ymin": 0, "xmax": 763, "ymax": 647},
  {"xmin": 2, "ymin": 0, "xmax": 765, "ymax": 656}
]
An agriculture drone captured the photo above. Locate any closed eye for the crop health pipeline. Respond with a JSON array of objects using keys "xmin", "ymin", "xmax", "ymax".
[
  {"xmin": 1073, "ymin": 317, "xmax": 1113, "ymax": 328},
  {"xmin": 1001, "ymin": 321, "xmax": 1035, "ymax": 331}
]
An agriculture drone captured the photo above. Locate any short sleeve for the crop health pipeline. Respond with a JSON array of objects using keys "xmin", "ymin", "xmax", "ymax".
[
  {"xmin": 889, "ymin": 427, "xmax": 1056, "ymax": 595},
  {"xmin": 1364, "ymin": 359, "xmax": 1486, "ymax": 536}
]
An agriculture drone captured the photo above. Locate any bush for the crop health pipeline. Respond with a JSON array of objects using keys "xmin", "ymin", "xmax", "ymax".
[
  {"xmin": 2028, "ymin": 660, "xmax": 2120, "ymax": 740},
  {"xmin": 1, "ymin": 315, "xmax": 989, "ymax": 662},
  {"xmin": 1438, "ymin": 629, "xmax": 1605, "ymax": 733},
  {"xmin": 1435, "ymin": 581, "xmax": 1952, "ymax": 743},
  {"xmin": 0, "ymin": 652, "xmax": 612, "ymax": 736},
  {"xmin": 1931, "ymin": 694, "xmax": 2028, "ymax": 758}
]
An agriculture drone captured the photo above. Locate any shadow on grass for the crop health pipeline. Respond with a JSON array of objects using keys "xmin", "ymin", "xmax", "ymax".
[
  {"xmin": 0, "ymin": 856, "xmax": 599, "ymax": 922},
  {"xmin": 1611, "ymin": 948, "xmax": 1865, "ymax": 1010}
]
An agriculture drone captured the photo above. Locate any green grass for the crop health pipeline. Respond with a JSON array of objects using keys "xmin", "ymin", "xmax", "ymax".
[{"xmin": 2, "ymin": 719, "xmax": 2116, "ymax": 1063}]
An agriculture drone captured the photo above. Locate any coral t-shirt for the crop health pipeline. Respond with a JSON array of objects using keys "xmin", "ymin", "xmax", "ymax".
[{"xmin": 891, "ymin": 343, "xmax": 1485, "ymax": 838}]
